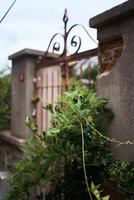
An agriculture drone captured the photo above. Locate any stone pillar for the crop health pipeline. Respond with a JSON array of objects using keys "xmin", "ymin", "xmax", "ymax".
[
  {"xmin": 9, "ymin": 48, "xmax": 45, "ymax": 139},
  {"xmin": 90, "ymin": 1, "xmax": 134, "ymax": 161}
]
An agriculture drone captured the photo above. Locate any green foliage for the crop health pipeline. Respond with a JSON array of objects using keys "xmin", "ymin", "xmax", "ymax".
[
  {"xmin": 91, "ymin": 182, "xmax": 110, "ymax": 200},
  {"xmin": 2, "ymin": 131, "xmax": 51, "ymax": 200},
  {"xmin": 0, "ymin": 67, "xmax": 11, "ymax": 130},
  {"xmin": 3, "ymin": 86, "xmax": 113, "ymax": 200},
  {"xmin": 110, "ymin": 161, "xmax": 134, "ymax": 200},
  {"xmin": 2, "ymin": 86, "xmax": 134, "ymax": 200},
  {"xmin": 43, "ymin": 87, "xmax": 113, "ymax": 200}
]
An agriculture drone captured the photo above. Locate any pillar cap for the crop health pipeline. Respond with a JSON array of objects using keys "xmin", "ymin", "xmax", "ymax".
[
  {"xmin": 8, "ymin": 48, "xmax": 57, "ymax": 61},
  {"xmin": 90, "ymin": 0, "xmax": 134, "ymax": 28}
]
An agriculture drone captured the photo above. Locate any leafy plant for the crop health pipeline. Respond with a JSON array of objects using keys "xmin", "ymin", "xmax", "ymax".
[
  {"xmin": 0, "ymin": 67, "xmax": 11, "ymax": 130},
  {"xmin": 110, "ymin": 161, "xmax": 134, "ymax": 200},
  {"xmin": 43, "ymin": 86, "xmax": 113, "ymax": 200},
  {"xmin": 91, "ymin": 182, "xmax": 110, "ymax": 200},
  {"xmin": 2, "ymin": 86, "xmax": 114, "ymax": 200},
  {"xmin": 2, "ymin": 85, "xmax": 134, "ymax": 200}
]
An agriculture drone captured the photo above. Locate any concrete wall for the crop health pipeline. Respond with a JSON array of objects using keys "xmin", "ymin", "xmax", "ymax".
[
  {"xmin": 90, "ymin": 0, "xmax": 134, "ymax": 161},
  {"xmin": 9, "ymin": 49, "xmax": 45, "ymax": 139}
]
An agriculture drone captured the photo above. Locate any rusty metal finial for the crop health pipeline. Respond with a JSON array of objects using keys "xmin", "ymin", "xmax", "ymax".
[
  {"xmin": 63, "ymin": 9, "xmax": 69, "ymax": 25},
  {"xmin": 63, "ymin": 9, "xmax": 69, "ymax": 56},
  {"xmin": 45, "ymin": 9, "xmax": 97, "ymax": 57}
]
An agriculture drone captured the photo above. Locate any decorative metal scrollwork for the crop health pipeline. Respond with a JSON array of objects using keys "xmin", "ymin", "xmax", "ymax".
[
  {"xmin": 45, "ymin": 9, "xmax": 98, "ymax": 57},
  {"xmin": 45, "ymin": 33, "xmax": 64, "ymax": 55},
  {"xmin": 70, "ymin": 35, "xmax": 81, "ymax": 53}
]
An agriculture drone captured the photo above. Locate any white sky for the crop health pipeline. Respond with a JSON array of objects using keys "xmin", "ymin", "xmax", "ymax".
[{"xmin": 0, "ymin": 0, "xmax": 127, "ymax": 69}]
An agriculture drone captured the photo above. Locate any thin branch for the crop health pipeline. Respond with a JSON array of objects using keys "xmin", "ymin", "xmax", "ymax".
[
  {"xmin": 78, "ymin": 119, "xmax": 93, "ymax": 200},
  {"xmin": 0, "ymin": 0, "xmax": 17, "ymax": 23},
  {"xmin": 84, "ymin": 117, "xmax": 134, "ymax": 145}
]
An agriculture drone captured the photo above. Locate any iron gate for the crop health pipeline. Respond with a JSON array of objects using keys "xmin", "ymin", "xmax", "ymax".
[{"xmin": 35, "ymin": 9, "xmax": 98, "ymax": 133}]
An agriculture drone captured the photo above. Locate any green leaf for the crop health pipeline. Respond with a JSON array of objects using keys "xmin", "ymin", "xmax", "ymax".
[
  {"xmin": 43, "ymin": 103, "xmax": 54, "ymax": 113},
  {"xmin": 102, "ymin": 195, "xmax": 110, "ymax": 200},
  {"xmin": 47, "ymin": 127, "xmax": 60, "ymax": 134},
  {"xmin": 94, "ymin": 189, "xmax": 100, "ymax": 199},
  {"xmin": 91, "ymin": 182, "xmax": 96, "ymax": 191}
]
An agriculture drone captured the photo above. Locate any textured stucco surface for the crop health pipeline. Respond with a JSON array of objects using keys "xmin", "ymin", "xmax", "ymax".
[
  {"xmin": 90, "ymin": 1, "xmax": 134, "ymax": 161},
  {"xmin": 9, "ymin": 50, "xmax": 45, "ymax": 139}
]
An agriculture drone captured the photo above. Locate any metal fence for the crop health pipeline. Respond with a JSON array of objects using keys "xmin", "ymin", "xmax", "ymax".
[
  {"xmin": 35, "ymin": 9, "xmax": 98, "ymax": 133},
  {"xmin": 35, "ymin": 49, "xmax": 98, "ymax": 133}
]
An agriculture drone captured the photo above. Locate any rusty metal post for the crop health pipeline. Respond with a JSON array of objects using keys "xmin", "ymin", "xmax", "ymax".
[{"xmin": 62, "ymin": 9, "xmax": 69, "ymax": 92}]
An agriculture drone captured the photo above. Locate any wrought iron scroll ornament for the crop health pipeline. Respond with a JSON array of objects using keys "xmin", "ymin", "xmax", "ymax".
[{"xmin": 45, "ymin": 9, "xmax": 98, "ymax": 57}]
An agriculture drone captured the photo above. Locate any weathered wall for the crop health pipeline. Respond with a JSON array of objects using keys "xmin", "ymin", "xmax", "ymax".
[
  {"xmin": 9, "ymin": 49, "xmax": 45, "ymax": 139},
  {"xmin": 99, "ymin": 36, "xmax": 123, "ymax": 72},
  {"xmin": 0, "ymin": 131, "xmax": 25, "ymax": 170},
  {"xmin": 90, "ymin": 0, "xmax": 134, "ymax": 161}
]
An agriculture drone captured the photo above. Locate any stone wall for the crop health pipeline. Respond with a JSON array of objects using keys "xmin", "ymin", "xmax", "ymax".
[
  {"xmin": 90, "ymin": 0, "xmax": 134, "ymax": 161},
  {"xmin": 0, "ymin": 131, "xmax": 25, "ymax": 170}
]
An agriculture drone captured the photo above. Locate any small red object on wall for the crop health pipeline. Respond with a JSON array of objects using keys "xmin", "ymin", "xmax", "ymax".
[{"xmin": 19, "ymin": 73, "xmax": 25, "ymax": 81}]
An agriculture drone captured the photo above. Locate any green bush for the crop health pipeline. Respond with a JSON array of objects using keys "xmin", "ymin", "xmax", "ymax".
[
  {"xmin": 110, "ymin": 161, "xmax": 134, "ymax": 200},
  {"xmin": 2, "ymin": 86, "xmax": 113, "ymax": 200},
  {"xmin": 2, "ymin": 86, "xmax": 134, "ymax": 200},
  {"xmin": 0, "ymin": 67, "xmax": 11, "ymax": 130}
]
